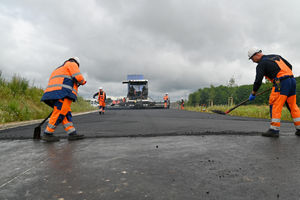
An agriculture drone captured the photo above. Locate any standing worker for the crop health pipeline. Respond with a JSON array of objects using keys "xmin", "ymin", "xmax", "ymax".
[
  {"xmin": 41, "ymin": 57, "xmax": 87, "ymax": 142},
  {"xmin": 93, "ymin": 87, "xmax": 106, "ymax": 115},
  {"xmin": 180, "ymin": 97, "xmax": 185, "ymax": 110},
  {"xmin": 163, "ymin": 93, "xmax": 169, "ymax": 109},
  {"xmin": 248, "ymin": 48, "xmax": 300, "ymax": 137}
]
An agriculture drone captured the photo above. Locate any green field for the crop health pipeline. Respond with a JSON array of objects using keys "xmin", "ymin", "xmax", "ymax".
[
  {"xmin": 185, "ymin": 105, "xmax": 293, "ymax": 121},
  {"xmin": 0, "ymin": 73, "xmax": 96, "ymax": 124}
]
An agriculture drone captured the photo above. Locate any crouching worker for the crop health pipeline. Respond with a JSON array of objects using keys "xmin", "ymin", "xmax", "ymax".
[
  {"xmin": 93, "ymin": 87, "xmax": 106, "ymax": 115},
  {"xmin": 41, "ymin": 57, "xmax": 87, "ymax": 142}
]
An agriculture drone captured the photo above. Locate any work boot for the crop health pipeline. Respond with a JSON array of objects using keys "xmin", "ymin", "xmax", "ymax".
[
  {"xmin": 42, "ymin": 134, "xmax": 60, "ymax": 142},
  {"xmin": 68, "ymin": 133, "xmax": 85, "ymax": 141},
  {"xmin": 262, "ymin": 129, "xmax": 279, "ymax": 137},
  {"xmin": 295, "ymin": 129, "xmax": 300, "ymax": 136}
]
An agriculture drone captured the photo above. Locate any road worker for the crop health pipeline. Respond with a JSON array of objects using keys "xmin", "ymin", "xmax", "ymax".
[
  {"xmin": 180, "ymin": 97, "xmax": 184, "ymax": 110},
  {"xmin": 41, "ymin": 57, "xmax": 87, "ymax": 142},
  {"xmin": 248, "ymin": 48, "xmax": 300, "ymax": 137},
  {"xmin": 163, "ymin": 93, "xmax": 169, "ymax": 109},
  {"xmin": 93, "ymin": 87, "xmax": 106, "ymax": 115}
]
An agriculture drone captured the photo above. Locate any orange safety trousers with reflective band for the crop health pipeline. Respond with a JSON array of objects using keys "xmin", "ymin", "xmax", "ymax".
[
  {"xmin": 98, "ymin": 91, "xmax": 106, "ymax": 112},
  {"xmin": 267, "ymin": 58, "xmax": 300, "ymax": 131},
  {"xmin": 164, "ymin": 95, "xmax": 169, "ymax": 108},
  {"xmin": 44, "ymin": 98, "xmax": 76, "ymax": 135},
  {"xmin": 181, "ymin": 103, "xmax": 184, "ymax": 110}
]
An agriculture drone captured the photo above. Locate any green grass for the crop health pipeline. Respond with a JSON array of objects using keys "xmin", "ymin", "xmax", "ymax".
[
  {"xmin": 0, "ymin": 72, "xmax": 96, "ymax": 124},
  {"xmin": 185, "ymin": 104, "xmax": 293, "ymax": 121}
]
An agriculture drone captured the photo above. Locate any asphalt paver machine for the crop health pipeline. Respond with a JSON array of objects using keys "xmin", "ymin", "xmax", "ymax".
[{"xmin": 122, "ymin": 75, "xmax": 165, "ymax": 109}]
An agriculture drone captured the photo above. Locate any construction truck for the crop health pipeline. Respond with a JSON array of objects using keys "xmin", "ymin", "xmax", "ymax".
[{"xmin": 120, "ymin": 74, "xmax": 165, "ymax": 109}]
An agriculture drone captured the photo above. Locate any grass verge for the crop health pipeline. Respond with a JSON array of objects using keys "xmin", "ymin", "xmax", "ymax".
[
  {"xmin": 185, "ymin": 105, "xmax": 293, "ymax": 121},
  {"xmin": 0, "ymin": 73, "xmax": 96, "ymax": 124}
]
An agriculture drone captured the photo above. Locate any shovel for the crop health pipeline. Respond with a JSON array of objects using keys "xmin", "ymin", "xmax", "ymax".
[
  {"xmin": 33, "ymin": 112, "xmax": 52, "ymax": 139},
  {"xmin": 212, "ymin": 87, "xmax": 272, "ymax": 115}
]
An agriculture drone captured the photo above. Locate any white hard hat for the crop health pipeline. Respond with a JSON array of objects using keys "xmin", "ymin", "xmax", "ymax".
[
  {"xmin": 70, "ymin": 57, "xmax": 80, "ymax": 65},
  {"xmin": 166, "ymin": 93, "xmax": 168, "ymax": 95},
  {"xmin": 248, "ymin": 48, "xmax": 262, "ymax": 59},
  {"xmin": 99, "ymin": 87, "xmax": 103, "ymax": 90}
]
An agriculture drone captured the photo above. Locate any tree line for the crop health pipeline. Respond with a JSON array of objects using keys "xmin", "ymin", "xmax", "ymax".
[{"xmin": 187, "ymin": 76, "xmax": 300, "ymax": 106}]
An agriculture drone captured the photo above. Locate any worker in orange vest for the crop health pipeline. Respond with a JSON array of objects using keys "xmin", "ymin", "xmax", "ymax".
[
  {"xmin": 163, "ymin": 93, "xmax": 169, "ymax": 109},
  {"xmin": 41, "ymin": 57, "xmax": 86, "ymax": 142},
  {"xmin": 93, "ymin": 87, "xmax": 106, "ymax": 115},
  {"xmin": 248, "ymin": 48, "xmax": 300, "ymax": 137},
  {"xmin": 180, "ymin": 97, "xmax": 184, "ymax": 110}
]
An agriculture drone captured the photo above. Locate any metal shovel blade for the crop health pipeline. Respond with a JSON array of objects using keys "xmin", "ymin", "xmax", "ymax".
[{"xmin": 33, "ymin": 126, "xmax": 41, "ymax": 139}]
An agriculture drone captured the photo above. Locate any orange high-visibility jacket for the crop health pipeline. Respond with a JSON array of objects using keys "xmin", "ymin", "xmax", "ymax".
[
  {"xmin": 163, "ymin": 95, "xmax": 169, "ymax": 102},
  {"xmin": 98, "ymin": 91, "xmax": 106, "ymax": 104},
  {"xmin": 41, "ymin": 60, "xmax": 86, "ymax": 102},
  {"xmin": 253, "ymin": 55, "xmax": 293, "ymax": 92},
  {"xmin": 93, "ymin": 91, "xmax": 106, "ymax": 106}
]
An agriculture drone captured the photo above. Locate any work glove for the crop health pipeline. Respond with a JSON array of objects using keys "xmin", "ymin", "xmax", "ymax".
[{"xmin": 249, "ymin": 93, "xmax": 256, "ymax": 101}]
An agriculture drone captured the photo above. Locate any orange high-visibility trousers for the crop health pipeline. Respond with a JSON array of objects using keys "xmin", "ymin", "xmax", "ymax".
[
  {"xmin": 164, "ymin": 102, "xmax": 168, "ymax": 108},
  {"xmin": 99, "ymin": 100, "xmax": 106, "ymax": 112},
  {"xmin": 180, "ymin": 103, "xmax": 184, "ymax": 110},
  {"xmin": 44, "ymin": 98, "xmax": 76, "ymax": 135},
  {"xmin": 270, "ymin": 78, "xmax": 300, "ymax": 131}
]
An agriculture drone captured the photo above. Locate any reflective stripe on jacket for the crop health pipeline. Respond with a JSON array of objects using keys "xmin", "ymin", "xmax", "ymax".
[{"xmin": 41, "ymin": 60, "xmax": 86, "ymax": 101}]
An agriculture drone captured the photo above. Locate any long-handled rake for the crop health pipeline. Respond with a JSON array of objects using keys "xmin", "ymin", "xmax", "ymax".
[
  {"xmin": 33, "ymin": 112, "xmax": 52, "ymax": 139},
  {"xmin": 212, "ymin": 87, "xmax": 272, "ymax": 115}
]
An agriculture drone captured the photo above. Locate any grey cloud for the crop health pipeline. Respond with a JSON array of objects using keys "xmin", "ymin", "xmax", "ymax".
[{"xmin": 1, "ymin": 0, "xmax": 300, "ymax": 101}]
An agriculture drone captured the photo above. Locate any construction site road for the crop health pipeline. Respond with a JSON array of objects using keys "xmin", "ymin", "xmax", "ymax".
[{"xmin": 1, "ymin": 109, "xmax": 300, "ymax": 200}]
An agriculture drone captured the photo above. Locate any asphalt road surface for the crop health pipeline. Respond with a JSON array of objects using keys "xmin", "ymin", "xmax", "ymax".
[{"xmin": 1, "ymin": 109, "xmax": 300, "ymax": 200}]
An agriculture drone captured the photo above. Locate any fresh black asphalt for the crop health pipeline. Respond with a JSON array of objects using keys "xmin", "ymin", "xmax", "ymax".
[{"xmin": 1, "ymin": 109, "xmax": 300, "ymax": 199}]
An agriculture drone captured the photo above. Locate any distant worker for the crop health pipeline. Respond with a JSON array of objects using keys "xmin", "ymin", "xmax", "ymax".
[
  {"xmin": 163, "ymin": 93, "xmax": 169, "ymax": 109},
  {"xmin": 41, "ymin": 57, "xmax": 86, "ymax": 142},
  {"xmin": 93, "ymin": 87, "xmax": 106, "ymax": 115},
  {"xmin": 248, "ymin": 48, "xmax": 300, "ymax": 137},
  {"xmin": 180, "ymin": 98, "xmax": 185, "ymax": 110}
]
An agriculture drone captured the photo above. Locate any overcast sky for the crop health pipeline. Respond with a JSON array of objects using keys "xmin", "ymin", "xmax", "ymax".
[{"xmin": 1, "ymin": 0, "xmax": 300, "ymax": 101}]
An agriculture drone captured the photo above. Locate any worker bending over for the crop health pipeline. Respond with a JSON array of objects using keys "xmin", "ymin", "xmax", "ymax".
[
  {"xmin": 248, "ymin": 48, "xmax": 300, "ymax": 137},
  {"xmin": 93, "ymin": 87, "xmax": 106, "ymax": 115},
  {"xmin": 163, "ymin": 93, "xmax": 169, "ymax": 109},
  {"xmin": 41, "ymin": 57, "xmax": 86, "ymax": 142}
]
